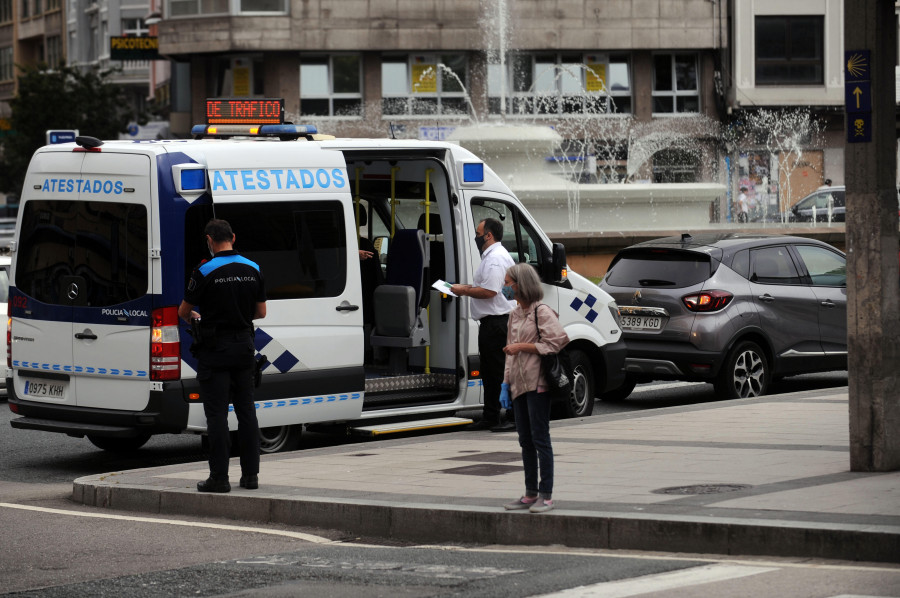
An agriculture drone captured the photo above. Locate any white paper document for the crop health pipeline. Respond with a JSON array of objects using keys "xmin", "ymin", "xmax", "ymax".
[{"xmin": 432, "ymin": 279, "xmax": 457, "ymax": 297}]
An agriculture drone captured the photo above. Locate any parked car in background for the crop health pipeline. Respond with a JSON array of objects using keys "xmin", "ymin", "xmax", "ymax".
[
  {"xmin": 0, "ymin": 249, "xmax": 9, "ymax": 397},
  {"xmin": 790, "ymin": 186, "xmax": 845, "ymax": 223},
  {"xmin": 599, "ymin": 234, "xmax": 847, "ymax": 401}
]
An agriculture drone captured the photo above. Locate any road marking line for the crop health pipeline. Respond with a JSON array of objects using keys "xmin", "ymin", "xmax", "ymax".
[
  {"xmin": 408, "ymin": 545, "xmax": 900, "ymax": 574},
  {"xmin": 533, "ymin": 564, "xmax": 778, "ymax": 597},
  {"xmin": 0, "ymin": 502, "xmax": 335, "ymax": 544}
]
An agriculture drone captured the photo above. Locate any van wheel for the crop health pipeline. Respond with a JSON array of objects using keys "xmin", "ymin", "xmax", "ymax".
[
  {"xmin": 559, "ymin": 349, "xmax": 595, "ymax": 418},
  {"xmin": 715, "ymin": 340, "xmax": 769, "ymax": 400},
  {"xmin": 600, "ymin": 375, "xmax": 636, "ymax": 402},
  {"xmin": 259, "ymin": 425, "xmax": 302, "ymax": 453},
  {"xmin": 88, "ymin": 434, "xmax": 151, "ymax": 452}
]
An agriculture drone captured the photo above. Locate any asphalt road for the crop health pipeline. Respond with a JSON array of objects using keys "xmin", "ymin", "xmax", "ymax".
[{"xmin": 6, "ymin": 371, "xmax": 900, "ymax": 598}]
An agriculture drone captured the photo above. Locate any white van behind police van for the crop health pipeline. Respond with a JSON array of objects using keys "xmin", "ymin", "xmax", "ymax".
[{"xmin": 7, "ymin": 103, "xmax": 625, "ymax": 453}]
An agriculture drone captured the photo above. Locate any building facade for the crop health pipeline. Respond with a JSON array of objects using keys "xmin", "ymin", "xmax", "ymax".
[{"xmin": 156, "ymin": 0, "xmax": 728, "ymax": 185}]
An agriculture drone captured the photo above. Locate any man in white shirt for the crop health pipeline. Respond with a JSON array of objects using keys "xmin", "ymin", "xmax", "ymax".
[
  {"xmin": 737, "ymin": 186, "xmax": 749, "ymax": 223},
  {"xmin": 451, "ymin": 218, "xmax": 517, "ymax": 431}
]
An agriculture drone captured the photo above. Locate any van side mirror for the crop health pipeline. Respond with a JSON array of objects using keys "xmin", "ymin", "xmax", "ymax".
[{"xmin": 542, "ymin": 242, "xmax": 567, "ymax": 283}]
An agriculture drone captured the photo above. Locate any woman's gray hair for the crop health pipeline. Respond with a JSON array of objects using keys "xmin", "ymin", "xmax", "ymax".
[{"xmin": 507, "ymin": 262, "xmax": 543, "ymax": 305}]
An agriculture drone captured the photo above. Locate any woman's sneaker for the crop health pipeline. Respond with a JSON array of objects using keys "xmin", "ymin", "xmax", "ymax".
[
  {"xmin": 529, "ymin": 498, "xmax": 554, "ymax": 513},
  {"xmin": 504, "ymin": 496, "xmax": 539, "ymax": 510}
]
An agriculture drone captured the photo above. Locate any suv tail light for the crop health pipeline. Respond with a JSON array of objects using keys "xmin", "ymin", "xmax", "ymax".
[
  {"xmin": 151, "ymin": 306, "xmax": 181, "ymax": 381},
  {"xmin": 682, "ymin": 290, "xmax": 733, "ymax": 312}
]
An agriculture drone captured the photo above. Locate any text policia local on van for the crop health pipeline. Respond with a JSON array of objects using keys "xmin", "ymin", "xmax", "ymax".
[{"xmin": 37, "ymin": 168, "xmax": 348, "ymax": 196}]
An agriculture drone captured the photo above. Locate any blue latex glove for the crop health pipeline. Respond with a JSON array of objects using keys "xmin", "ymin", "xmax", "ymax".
[{"xmin": 499, "ymin": 383, "xmax": 511, "ymax": 410}]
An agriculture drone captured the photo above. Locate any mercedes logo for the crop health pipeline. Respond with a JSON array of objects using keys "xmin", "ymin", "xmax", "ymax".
[{"xmin": 67, "ymin": 282, "xmax": 79, "ymax": 300}]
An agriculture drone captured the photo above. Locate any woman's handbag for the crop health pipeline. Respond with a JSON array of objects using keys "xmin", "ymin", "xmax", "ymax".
[{"xmin": 534, "ymin": 305, "xmax": 573, "ymax": 398}]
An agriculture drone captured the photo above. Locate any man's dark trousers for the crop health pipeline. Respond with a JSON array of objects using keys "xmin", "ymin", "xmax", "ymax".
[
  {"xmin": 198, "ymin": 339, "xmax": 260, "ymax": 480},
  {"xmin": 478, "ymin": 314, "xmax": 509, "ymax": 425}
]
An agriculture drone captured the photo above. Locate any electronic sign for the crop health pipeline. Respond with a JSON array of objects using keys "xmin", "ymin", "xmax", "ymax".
[{"xmin": 206, "ymin": 98, "xmax": 284, "ymax": 125}]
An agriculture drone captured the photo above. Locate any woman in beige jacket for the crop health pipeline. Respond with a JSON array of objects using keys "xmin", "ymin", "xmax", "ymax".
[{"xmin": 500, "ymin": 263, "xmax": 569, "ymax": 513}]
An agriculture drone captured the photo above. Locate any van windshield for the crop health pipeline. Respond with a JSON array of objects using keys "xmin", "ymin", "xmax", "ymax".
[{"xmin": 16, "ymin": 200, "xmax": 149, "ymax": 307}]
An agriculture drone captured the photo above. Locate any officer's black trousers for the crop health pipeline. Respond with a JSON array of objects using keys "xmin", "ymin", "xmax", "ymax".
[
  {"xmin": 199, "ymin": 360, "xmax": 259, "ymax": 480},
  {"xmin": 478, "ymin": 314, "xmax": 510, "ymax": 425}
]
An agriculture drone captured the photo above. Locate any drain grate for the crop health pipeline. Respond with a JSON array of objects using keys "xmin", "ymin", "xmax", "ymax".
[
  {"xmin": 438, "ymin": 464, "xmax": 521, "ymax": 476},
  {"xmin": 445, "ymin": 451, "xmax": 521, "ymax": 463},
  {"xmin": 652, "ymin": 483, "xmax": 753, "ymax": 495}
]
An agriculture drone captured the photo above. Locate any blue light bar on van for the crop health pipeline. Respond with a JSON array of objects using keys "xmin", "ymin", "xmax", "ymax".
[
  {"xmin": 180, "ymin": 169, "xmax": 206, "ymax": 191},
  {"xmin": 259, "ymin": 124, "xmax": 317, "ymax": 135},
  {"xmin": 463, "ymin": 162, "xmax": 484, "ymax": 183},
  {"xmin": 190, "ymin": 124, "xmax": 318, "ymax": 139}
]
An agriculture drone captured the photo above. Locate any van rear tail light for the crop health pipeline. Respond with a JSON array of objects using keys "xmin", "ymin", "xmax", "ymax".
[
  {"xmin": 151, "ymin": 306, "xmax": 181, "ymax": 381},
  {"xmin": 682, "ymin": 290, "xmax": 733, "ymax": 312}
]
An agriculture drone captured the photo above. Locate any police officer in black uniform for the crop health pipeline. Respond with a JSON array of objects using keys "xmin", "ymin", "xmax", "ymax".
[{"xmin": 179, "ymin": 219, "xmax": 267, "ymax": 493}]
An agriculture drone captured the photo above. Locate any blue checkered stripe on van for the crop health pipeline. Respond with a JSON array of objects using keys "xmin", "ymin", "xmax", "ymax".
[
  {"xmin": 569, "ymin": 294, "xmax": 600, "ymax": 323},
  {"xmin": 12, "ymin": 360, "xmax": 148, "ymax": 378},
  {"xmin": 253, "ymin": 328, "xmax": 300, "ymax": 373}
]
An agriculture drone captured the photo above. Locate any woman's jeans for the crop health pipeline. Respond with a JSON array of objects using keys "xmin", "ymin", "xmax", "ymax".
[{"xmin": 513, "ymin": 391, "xmax": 554, "ymax": 498}]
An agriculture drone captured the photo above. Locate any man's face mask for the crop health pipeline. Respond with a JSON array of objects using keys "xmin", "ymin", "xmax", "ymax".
[{"xmin": 475, "ymin": 231, "xmax": 487, "ymax": 254}]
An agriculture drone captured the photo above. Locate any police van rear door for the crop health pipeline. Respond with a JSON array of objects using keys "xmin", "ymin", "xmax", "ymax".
[
  {"xmin": 11, "ymin": 150, "xmax": 153, "ymax": 410},
  {"xmin": 200, "ymin": 143, "xmax": 365, "ymax": 426}
]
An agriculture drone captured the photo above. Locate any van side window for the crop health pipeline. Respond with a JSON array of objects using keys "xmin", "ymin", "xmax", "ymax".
[
  {"xmin": 17, "ymin": 200, "xmax": 149, "ymax": 306},
  {"xmin": 471, "ymin": 198, "xmax": 544, "ymax": 270},
  {"xmin": 214, "ymin": 201, "xmax": 347, "ymax": 300}
]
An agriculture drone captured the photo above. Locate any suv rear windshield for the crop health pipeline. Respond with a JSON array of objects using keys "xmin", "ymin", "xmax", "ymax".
[
  {"xmin": 16, "ymin": 200, "xmax": 149, "ymax": 307},
  {"xmin": 605, "ymin": 249, "xmax": 712, "ymax": 288}
]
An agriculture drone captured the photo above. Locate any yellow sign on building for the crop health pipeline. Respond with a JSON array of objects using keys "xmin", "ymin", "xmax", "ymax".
[
  {"xmin": 585, "ymin": 61, "xmax": 607, "ymax": 93},
  {"xmin": 411, "ymin": 63, "xmax": 437, "ymax": 94}
]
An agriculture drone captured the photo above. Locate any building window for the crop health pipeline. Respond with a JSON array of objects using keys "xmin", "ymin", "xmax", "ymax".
[
  {"xmin": 46, "ymin": 0, "xmax": 59, "ymax": 10},
  {"xmin": 652, "ymin": 54, "xmax": 699, "ymax": 113},
  {"xmin": 20, "ymin": 0, "xmax": 28, "ymax": 18},
  {"xmin": 489, "ymin": 53, "xmax": 631, "ymax": 116},
  {"xmin": 122, "ymin": 18, "xmax": 149, "ymax": 37},
  {"xmin": 381, "ymin": 54, "xmax": 468, "ymax": 117},
  {"xmin": 34, "ymin": 0, "xmax": 40, "ymax": 14},
  {"xmin": 209, "ymin": 56, "xmax": 264, "ymax": 97},
  {"xmin": 0, "ymin": 47, "xmax": 13, "ymax": 82},
  {"xmin": 46, "ymin": 36, "xmax": 62, "ymax": 68},
  {"xmin": 300, "ymin": 55, "xmax": 362, "ymax": 117},
  {"xmin": 168, "ymin": 0, "xmax": 228, "ymax": 17},
  {"xmin": 0, "ymin": 0, "xmax": 12, "ymax": 23},
  {"xmin": 755, "ymin": 15, "xmax": 824, "ymax": 85},
  {"xmin": 239, "ymin": 0, "xmax": 286, "ymax": 12},
  {"xmin": 167, "ymin": 0, "xmax": 282, "ymax": 17}
]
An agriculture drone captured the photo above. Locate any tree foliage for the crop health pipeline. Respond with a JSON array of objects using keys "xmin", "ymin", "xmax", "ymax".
[{"xmin": 0, "ymin": 64, "xmax": 135, "ymax": 195}]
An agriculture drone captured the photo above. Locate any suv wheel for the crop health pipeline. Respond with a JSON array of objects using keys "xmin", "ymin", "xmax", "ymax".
[
  {"xmin": 715, "ymin": 340, "xmax": 769, "ymax": 399},
  {"xmin": 600, "ymin": 374, "xmax": 636, "ymax": 402}
]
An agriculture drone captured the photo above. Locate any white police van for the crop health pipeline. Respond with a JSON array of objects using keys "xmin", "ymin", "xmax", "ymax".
[{"xmin": 7, "ymin": 99, "xmax": 625, "ymax": 452}]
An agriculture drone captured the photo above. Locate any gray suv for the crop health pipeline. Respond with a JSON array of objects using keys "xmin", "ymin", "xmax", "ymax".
[{"xmin": 599, "ymin": 234, "xmax": 847, "ymax": 400}]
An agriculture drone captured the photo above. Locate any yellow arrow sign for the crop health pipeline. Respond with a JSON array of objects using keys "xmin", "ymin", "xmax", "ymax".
[{"xmin": 853, "ymin": 86, "xmax": 863, "ymax": 109}]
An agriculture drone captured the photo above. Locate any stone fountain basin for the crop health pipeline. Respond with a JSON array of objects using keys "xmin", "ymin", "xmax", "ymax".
[{"xmin": 449, "ymin": 124, "xmax": 725, "ymax": 234}]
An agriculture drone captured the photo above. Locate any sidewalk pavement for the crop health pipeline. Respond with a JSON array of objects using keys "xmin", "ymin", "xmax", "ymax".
[{"xmin": 73, "ymin": 387, "xmax": 900, "ymax": 564}]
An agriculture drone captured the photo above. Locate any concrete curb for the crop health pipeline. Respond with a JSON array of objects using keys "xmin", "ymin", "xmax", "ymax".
[{"xmin": 73, "ymin": 478, "xmax": 900, "ymax": 564}]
